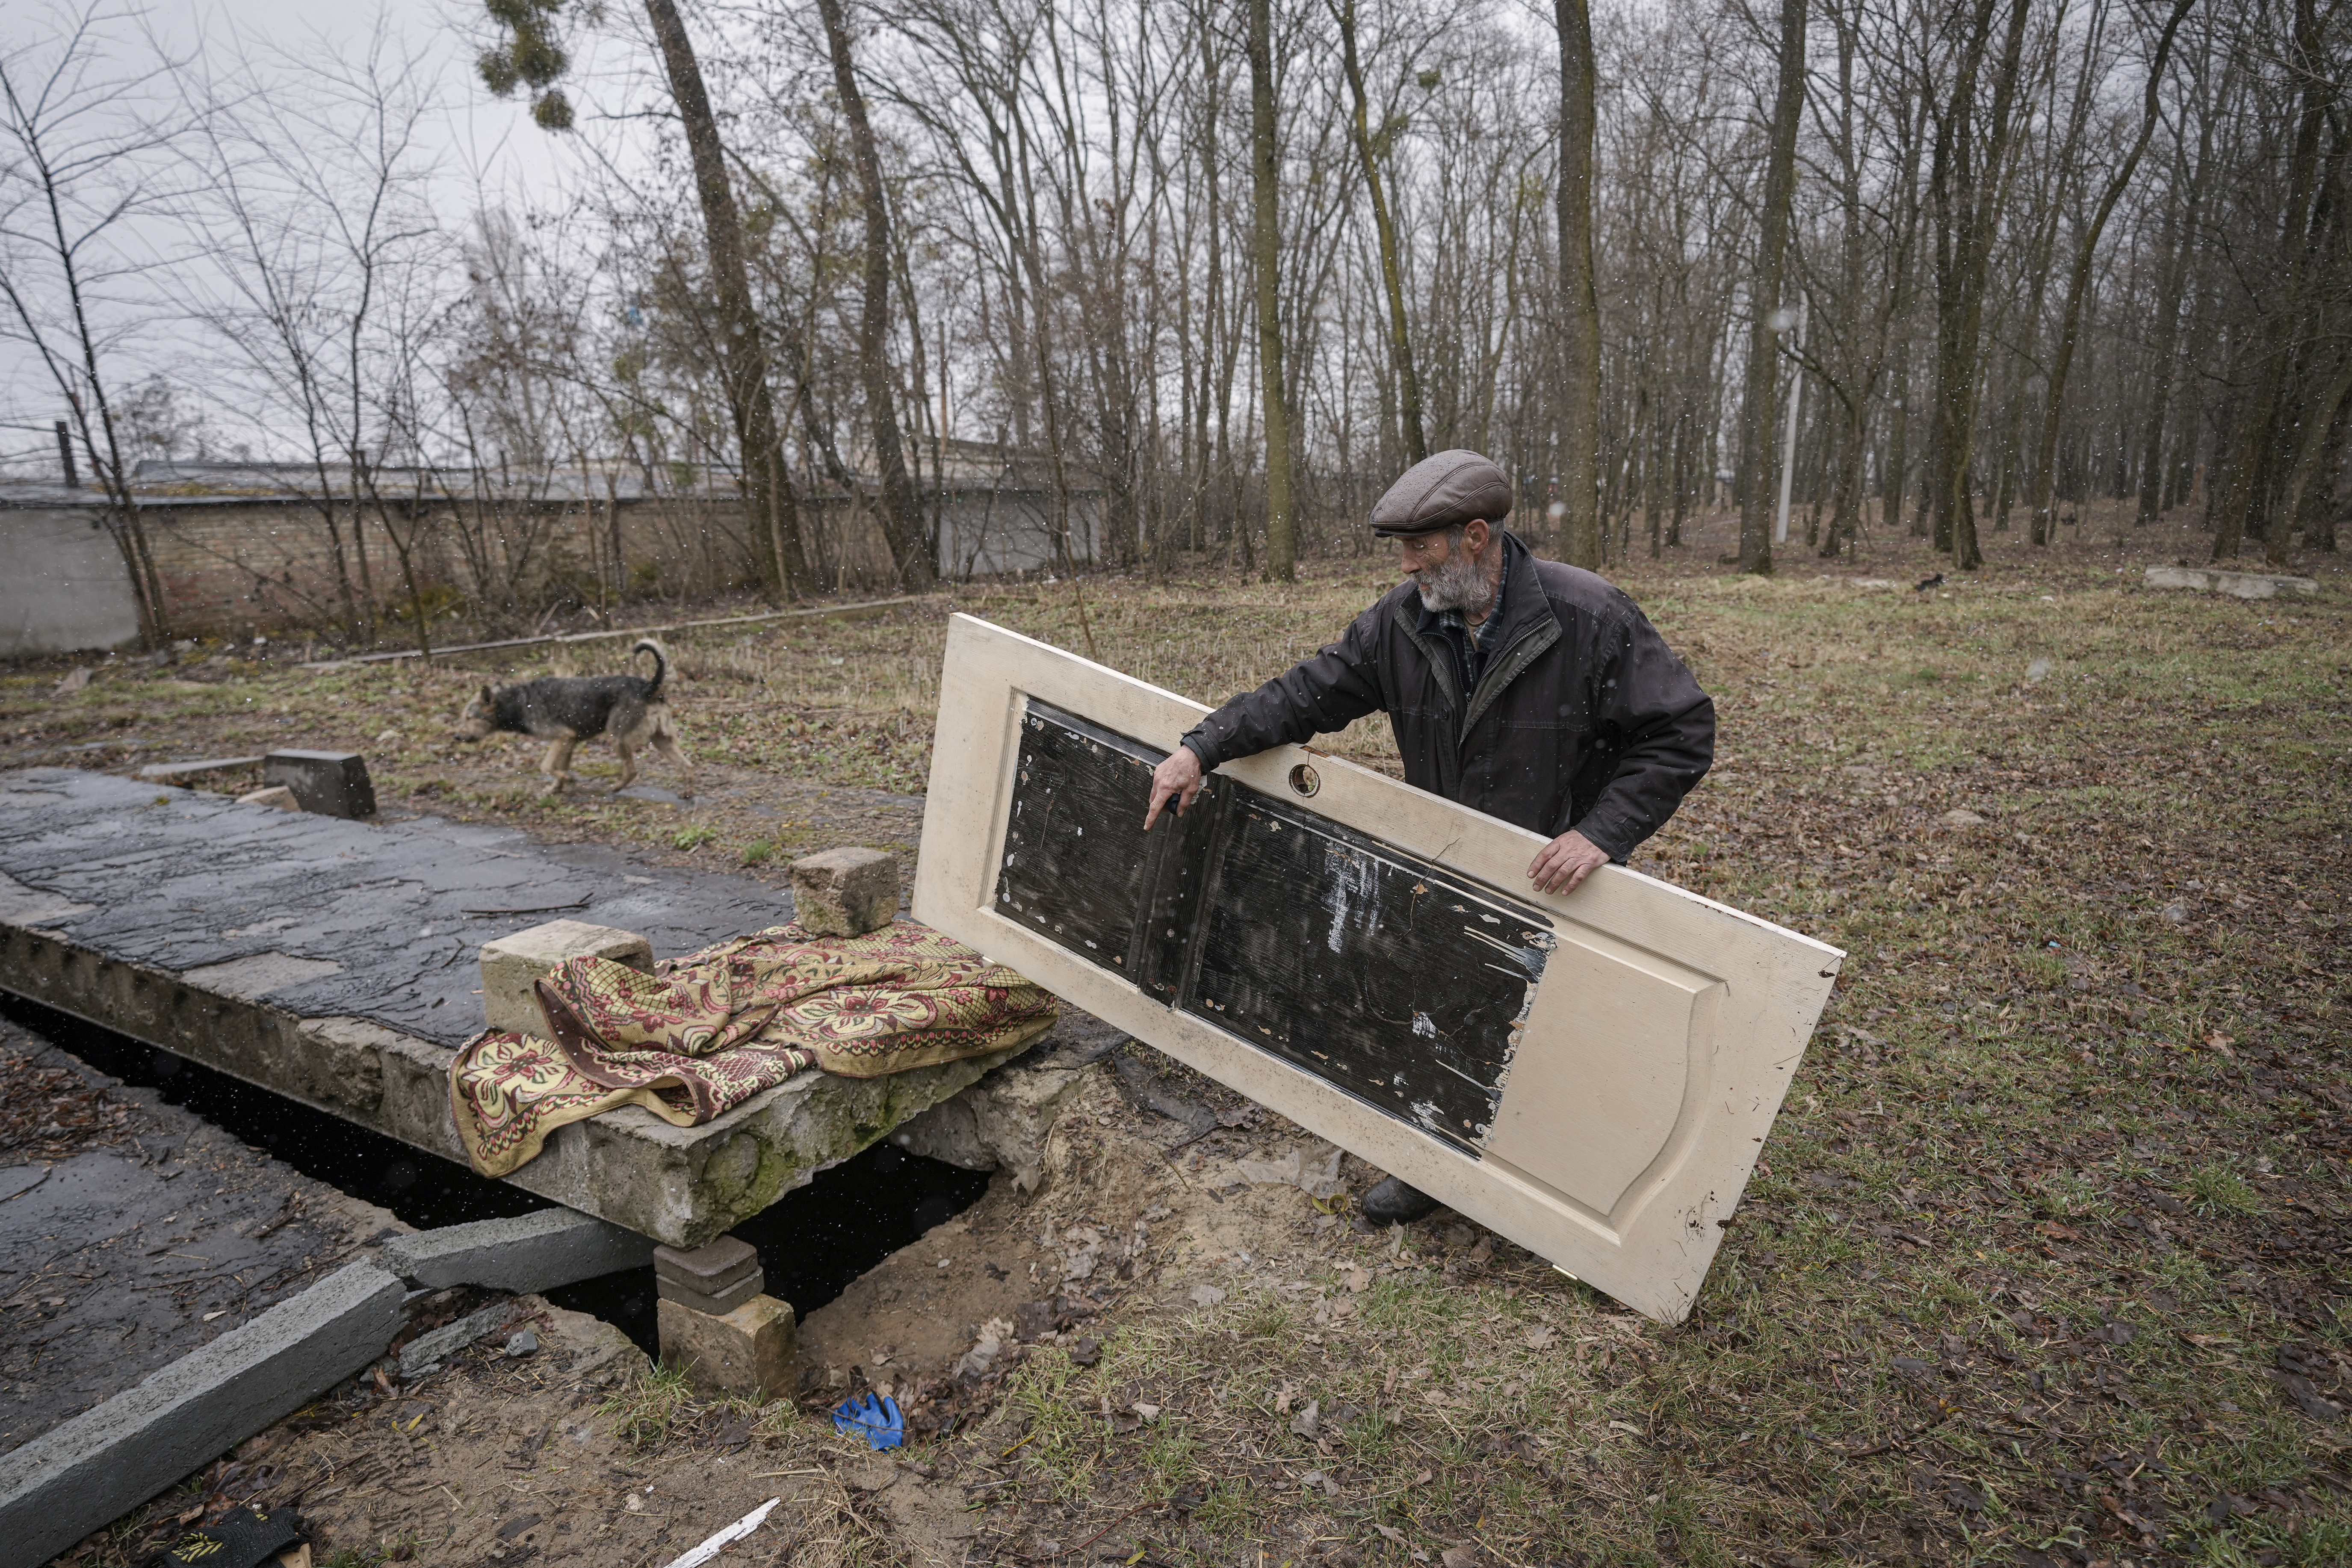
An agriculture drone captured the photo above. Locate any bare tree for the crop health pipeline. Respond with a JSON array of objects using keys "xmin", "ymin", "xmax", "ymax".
[
  {"xmin": 1555, "ymin": 0, "xmax": 1602, "ymax": 568},
  {"xmin": 2025, "ymin": 0, "xmax": 2196, "ymax": 545},
  {"xmin": 814, "ymin": 0, "xmax": 934, "ymax": 588},
  {"xmin": 1334, "ymin": 0, "xmax": 1427, "ymax": 464},
  {"xmin": 1249, "ymin": 0, "xmax": 1296, "ymax": 578},
  {"xmin": 479, "ymin": 0, "xmax": 814, "ymax": 597},
  {"xmin": 0, "ymin": 1, "xmax": 187, "ymax": 644},
  {"xmin": 1735, "ymin": 0, "xmax": 1808, "ymax": 576}
]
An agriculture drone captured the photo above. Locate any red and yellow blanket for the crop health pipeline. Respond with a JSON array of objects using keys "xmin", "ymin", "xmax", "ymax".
[{"xmin": 449, "ymin": 922, "xmax": 1057, "ymax": 1177}]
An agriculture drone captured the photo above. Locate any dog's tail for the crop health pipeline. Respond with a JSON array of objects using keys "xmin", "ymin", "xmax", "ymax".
[{"xmin": 632, "ymin": 638, "xmax": 668, "ymax": 697}]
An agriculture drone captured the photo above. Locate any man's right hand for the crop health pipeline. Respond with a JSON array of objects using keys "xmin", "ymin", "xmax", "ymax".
[{"xmin": 1144, "ymin": 746, "xmax": 1206, "ymax": 831}]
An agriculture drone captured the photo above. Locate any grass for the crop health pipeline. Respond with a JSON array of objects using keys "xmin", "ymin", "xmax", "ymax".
[
  {"xmin": 599, "ymin": 1359, "xmax": 700, "ymax": 1448},
  {"xmin": 5, "ymin": 503, "xmax": 2346, "ymax": 1564}
]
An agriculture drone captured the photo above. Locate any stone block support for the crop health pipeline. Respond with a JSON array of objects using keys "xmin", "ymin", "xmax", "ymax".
[
  {"xmin": 789, "ymin": 847, "xmax": 899, "ymax": 936},
  {"xmin": 479, "ymin": 919, "xmax": 654, "ymax": 1037},
  {"xmin": 653, "ymin": 1235, "xmax": 763, "ymax": 1316},
  {"xmin": 658, "ymin": 1296, "xmax": 797, "ymax": 1401},
  {"xmin": 0, "ymin": 1263, "xmax": 406, "ymax": 1568}
]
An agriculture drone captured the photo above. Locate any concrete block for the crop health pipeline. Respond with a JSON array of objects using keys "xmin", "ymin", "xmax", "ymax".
[
  {"xmin": 0, "ymin": 1263, "xmax": 405, "ymax": 1568},
  {"xmin": 140, "ymin": 756, "xmax": 264, "ymax": 784},
  {"xmin": 653, "ymin": 1235, "xmax": 761, "ymax": 1294},
  {"xmin": 261, "ymin": 750, "xmax": 377, "ymax": 818},
  {"xmin": 789, "ymin": 847, "xmax": 899, "ymax": 936},
  {"xmin": 2143, "ymin": 564, "xmax": 2319, "ymax": 599},
  {"xmin": 236, "ymin": 785, "xmax": 301, "ymax": 812},
  {"xmin": 479, "ymin": 919, "xmax": 653, "ymax": 1037},
  {"xmin": 653, "ymin": 1236, "xmax": 765, "ymax": 1316},
  {"xmin": 658, "ymin": 1294, "xmax": 796, "ymax": 1401},
  {"xmin": 381, "ymin": 1207, "xmax": 656, "ymax": 1293},
  {"xmin": 891, "ymin": 1055, "xmax": 1086, "ymax": 1193},
  {"xmin": 656, "ymin": 1272, "xmax": 762, "ymax": 1316}
]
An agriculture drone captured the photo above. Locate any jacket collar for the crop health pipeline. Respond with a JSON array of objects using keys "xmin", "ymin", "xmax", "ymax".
[{"xmin": 1399, "ymin": 530, "xmax": 1563, "ymax": 746}]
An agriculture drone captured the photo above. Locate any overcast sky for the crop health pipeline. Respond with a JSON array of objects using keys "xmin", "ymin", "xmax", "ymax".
[{"xmin": 2, "ymin": 0, "xmax": 601, "ymax": 475}]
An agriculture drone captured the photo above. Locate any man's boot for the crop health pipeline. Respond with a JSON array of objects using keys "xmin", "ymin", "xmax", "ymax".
[{"xmin": 1357, "ymin": 1175, "xmax": 1441, "ymax": 1225}]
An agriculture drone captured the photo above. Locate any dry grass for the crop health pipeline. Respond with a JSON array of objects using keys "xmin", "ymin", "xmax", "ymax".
[{"xmin": 9, "ymin": 503, "xmax": 2351, "ymax": 1565}]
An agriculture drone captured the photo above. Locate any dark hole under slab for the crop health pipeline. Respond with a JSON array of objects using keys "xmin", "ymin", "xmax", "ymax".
[{"xmin": 0, "ymin": 992, "xmax": 990, "ymax": 1358}]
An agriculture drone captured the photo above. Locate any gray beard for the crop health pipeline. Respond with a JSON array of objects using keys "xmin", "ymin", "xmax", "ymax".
[{"xmin": 1415, "ymin": 548, "xmax": 1492, "ymax": 615}]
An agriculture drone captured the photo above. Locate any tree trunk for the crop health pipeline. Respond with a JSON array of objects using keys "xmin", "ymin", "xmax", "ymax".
[
  {"xmin": 1248, "ymin": 0, "xmax": 1295, "ymax": 579},
  {"xmin": 1928, "ymin": 0, "xmax": 2030, "ymax": 572},
  {"xmin": 1336, "ymin": 0, "xmax": 1425, "ymax": 465},
  {"xmin": 815, "ymin": 0, "xmax": 934, "ymax": 589},
  {"xmin": 2133, "ymin": 127, "xmax": 2201, "ymax": 524},
  {"xmin": 2028, "ymin": 0, "xmax": 2195, "ymax": 543},
  {"xmin": 2214, "ymin": 0, "xmax": 2328, "ymax": 561},
  {"xmin": 2273, "ymin": 348, "xmax": 2352, "ymax": 562},
  {"xmin": 1736, "ymin": 0, "xmax": 1806, "ymax": 576},
  {"xmin": 1555, "ymin": 0, "xmax": 1603, "ymax": 568},
  {"xmin": 641, "ymin": 0, "xmax": 810, "ymax": 597}
]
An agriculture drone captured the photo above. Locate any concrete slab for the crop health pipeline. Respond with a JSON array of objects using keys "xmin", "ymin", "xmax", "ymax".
[
  {"xmin": 0, "ymin": 1013, "xmax": 403, "ymax": 1456},
  {"xmin": 0, "ymin": 768, "xmax": 1044, "ymax": 1247},
  {"xmin": 137, "ymin": 756, "xmax": 266, "ymax": 784},
  {"xmin": 2143, "ymin": 564, "xmax": 2320, "ymax": 599},
  {"xmin": 0, "ymin": 1261, "xmax": 407, "ymax": 1568}
]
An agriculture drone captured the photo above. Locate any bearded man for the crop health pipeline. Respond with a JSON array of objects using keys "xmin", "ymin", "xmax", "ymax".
[{"xmin": 1141, "ymin": 448, "xmax": 1716, "ymax": 1226}]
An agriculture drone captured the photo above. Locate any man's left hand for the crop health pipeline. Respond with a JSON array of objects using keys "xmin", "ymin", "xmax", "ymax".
[{"xmin": 1528, "ymin": 828, "xmax": 1608, "ymax": 895}]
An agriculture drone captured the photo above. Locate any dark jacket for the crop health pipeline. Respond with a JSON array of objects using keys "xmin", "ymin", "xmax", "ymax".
[{"xmin": 1179, "ymin": 532, "xmax": 1714, "ymax": 859}]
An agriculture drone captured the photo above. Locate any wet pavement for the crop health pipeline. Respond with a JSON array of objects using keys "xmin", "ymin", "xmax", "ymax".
[
  {"xmin": 0, "ymin": 1010, "xmax": 402, "ymax": 1454},
  {"xmin": 0, "ymin": 768, "xmax": 796, "ymax": 1046}
]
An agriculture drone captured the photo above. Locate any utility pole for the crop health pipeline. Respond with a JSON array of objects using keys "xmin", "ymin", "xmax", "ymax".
[{"xmin": 1775, "ymin": 295, "xmax": 1808, "ymax": 545}]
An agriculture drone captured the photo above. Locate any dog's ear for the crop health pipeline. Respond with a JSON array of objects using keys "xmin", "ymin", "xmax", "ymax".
[{"xmin": 479, "ymin": 683, "xmax": 494, "ymax": 702}]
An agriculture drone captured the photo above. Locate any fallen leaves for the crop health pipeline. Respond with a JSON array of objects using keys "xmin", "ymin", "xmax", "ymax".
[{"xmin": 952, "ymin": 1317, "xmax": 1015, "ymax": 1379}]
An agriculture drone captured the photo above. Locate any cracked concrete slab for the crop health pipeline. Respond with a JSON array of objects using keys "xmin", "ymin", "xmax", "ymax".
[
  {"xmin": 0, "ymin": 768, "xmax": 791, "ymax": 1045},
  {"xmin": 0, "ymin": 1014, "xmax": 403, "ymax": 1457},
  {"xmin": 0, "ymin": 768, "xmax": 1047, "ymax": 1247}
]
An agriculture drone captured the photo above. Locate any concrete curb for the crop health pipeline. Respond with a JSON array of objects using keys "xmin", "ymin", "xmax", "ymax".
[
  {"xmin": 2143, "ymin": 564, "xmax": 2320, "ymax": 599},
  {"xmin": 0, "ymin": 1262, "xmax": 406, "ymax": 1568},
  {"xmin": 381, "ymin": 1208, "xmax": 656, "ymax": 1293}
]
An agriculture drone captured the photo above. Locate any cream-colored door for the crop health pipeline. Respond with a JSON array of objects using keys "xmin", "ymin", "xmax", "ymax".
[{"xmin": 914, "ymin": 614, "xmax": 1840, "ymax": 1323}]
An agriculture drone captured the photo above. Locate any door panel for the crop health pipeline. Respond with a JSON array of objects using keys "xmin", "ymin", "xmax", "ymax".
[{"xmin": 916, "ymin": 614, "xmax": 1841, "ymax": 1324}]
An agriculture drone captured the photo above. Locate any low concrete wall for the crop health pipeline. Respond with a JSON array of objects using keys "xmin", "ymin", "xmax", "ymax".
[{"xmin": 0, "ymin": 508, "xmax": 142, "ymax": 656}]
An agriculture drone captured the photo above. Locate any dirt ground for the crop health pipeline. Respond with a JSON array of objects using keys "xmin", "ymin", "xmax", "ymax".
[{"xmin": 10, "ymin": 503, "xmax": 2352, "ymax": 1566}]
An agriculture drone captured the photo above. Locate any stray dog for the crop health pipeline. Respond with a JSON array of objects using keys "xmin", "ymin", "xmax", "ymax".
[{"xmin": 453, "ymin": 638, "xmax": 688, "ymax": 795}]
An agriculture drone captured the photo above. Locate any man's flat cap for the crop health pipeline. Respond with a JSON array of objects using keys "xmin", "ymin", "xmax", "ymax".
[{"xmin": 1369, "ymin": 449, "xmax": 1513, "ymax": 536}]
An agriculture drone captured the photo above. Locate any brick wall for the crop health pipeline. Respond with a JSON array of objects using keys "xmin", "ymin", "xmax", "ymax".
[{"xmin": 137, "ymin": 491, "xmax": 903, "ymax": 636}]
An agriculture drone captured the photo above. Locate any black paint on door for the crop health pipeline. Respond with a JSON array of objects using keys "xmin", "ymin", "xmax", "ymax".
[{"xmin": 994, "ymin": 700, "xmax": 1553, "ymax": 1153}]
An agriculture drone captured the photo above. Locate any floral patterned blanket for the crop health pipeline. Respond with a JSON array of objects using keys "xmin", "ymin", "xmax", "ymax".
[{"xmin": 449, "ymin": 921, "xmax": 1058, "ymax": 1178}]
